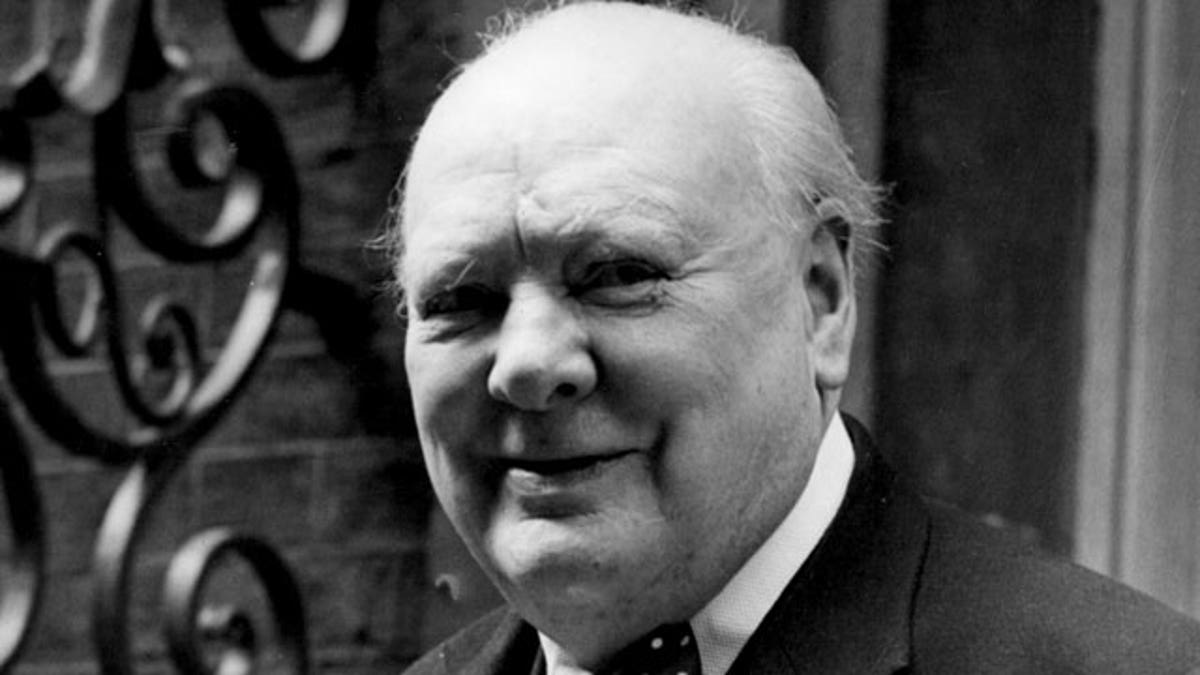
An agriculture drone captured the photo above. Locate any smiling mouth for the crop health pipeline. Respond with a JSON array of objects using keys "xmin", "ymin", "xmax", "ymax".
[
  {"xmin": 501, "ymin": 450, "xmax": 637, "ymax": 477},
  {"xmin": 496, "ymin": 450, "xmax": 642, "ymax": 497},
  {"xmin": 497, "ymin": 450, "xmax": 643, "ymax": 515}
]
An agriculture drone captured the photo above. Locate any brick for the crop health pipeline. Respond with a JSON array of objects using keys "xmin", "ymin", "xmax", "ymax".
[
  {"xmin": 207, "ymin": 352, "xmax": 365, "ymax": 445},
  {"xmin": 332, "ymin": 324, "xmax": 413, "ymax": 440},
  {"xmin": 271, "ymin": 309, "xmax": 326, "ymax": 350},
  {"xmin": 11, "ymin": 660, "xmax": 100, "ymax": 675},
  {"xmin": 20, "ymin": 570, "xmax": 93, "ymax": 662},
  {"xmin": 36, "ymin": 463, "xmax": 120, "ymax": 574},
  {"xmin": 313, "ymin": 438, "xmax": 430, "ymax": 549},
  {"xmin": 0, "ymin": 1, "xmax": 35, "ymax": 79},
  {"xmin": 126, "ymin": 558, "xmax": 170, "ymax": 662},
  {"xmin": 295, "ymin": 548, "xmax": 425, "ymax": 660},
  {"xmin": 27, "ymin": 456, "xmax": 188, "ymax": 573},
  {"xmin": 4, "ymin": 366, "xmax": 199, "ymax": 472},
  {"xmin": 194, "ymin": 452, "xmax": 315, "ymax": 546},
  {"xmin": 29, "ymin": 111, "xmax": 95, "ymax": 189},
  {"xmin": 275, "ymin": 79, "xmax": 358, "ymax": 153},
  {"xmin": 24, "ymin": 364, "xmax": 130, "ymax": 463},
  {"xmin": 298, "ymin": 240, "xmax": 395, "ymax": 293},
  {"xmin": 18, "ymin": 174, "xmax": 98, "ymax": 253}
]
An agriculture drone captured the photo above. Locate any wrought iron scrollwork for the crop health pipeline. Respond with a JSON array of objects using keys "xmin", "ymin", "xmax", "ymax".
[
  {"xmin": 0, "ymin": 397, "xmax": 44, "ymax": 674},
  {"xmin": 0, "ymin": 110, "xmax": 33, "ymax": 219},
  {"xmin": 163, "ymin": 528, "xmax": 308, "ymax": 674},
  {"xmin": 225, "ymin": 0, "xmax": 376, "ymax": 77},
  {"xmin": 0, "ymin": 0, "xmax": 386, "ymax": 672}
]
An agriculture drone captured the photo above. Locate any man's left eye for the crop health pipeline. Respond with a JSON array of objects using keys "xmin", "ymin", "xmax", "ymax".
[
  {"xmin": 574, "ymin": 259, "xmax": 668, "ymax": 306},
  {"xmin": 579, "ymin": 260, "xmax": 666, "ymax": 289}
]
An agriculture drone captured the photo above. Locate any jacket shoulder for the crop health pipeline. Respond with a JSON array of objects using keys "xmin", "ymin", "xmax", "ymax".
[
  {"xmin": 402, "ymin": 607, "xmax": 535, "ymax": 675},
  {"xmin": 911, "ymin": 503, "xmax": 1200, "ymax": 673}
]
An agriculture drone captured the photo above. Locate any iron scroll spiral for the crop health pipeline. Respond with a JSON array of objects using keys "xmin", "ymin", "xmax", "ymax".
[
  {"xmin": 163, "ymin": 528, "xmax": 309, "ymax": 675},
  {"xmin": 84, "ymin": 60, "xmax": 302, "ymax": 675},
  {"xmin": 0, "ymin": 0, "xmax": 384, "ymax": 672},
  {"xmin": 224, "ymin": 0, "xmax": 368, "ymax": 77},
  {"xmin": 1, "ymin": 81, "xmax": 299, "ymax": 465}
]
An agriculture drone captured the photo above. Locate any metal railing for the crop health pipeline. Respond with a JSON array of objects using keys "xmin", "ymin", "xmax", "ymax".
[{"xmin": 0, "ymin": 1, "xmax": 389, "ymax": 672}]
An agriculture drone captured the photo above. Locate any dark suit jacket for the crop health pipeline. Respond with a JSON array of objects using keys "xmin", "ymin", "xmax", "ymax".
[{"xmin": 405, "ymin": 418, "xmax": 1200, "ymax": 674}]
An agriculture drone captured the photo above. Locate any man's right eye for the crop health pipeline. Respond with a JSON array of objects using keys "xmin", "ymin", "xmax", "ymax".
[{"xmin": 419, "ymin": 285, "xmax": 502, "ymax": 318}]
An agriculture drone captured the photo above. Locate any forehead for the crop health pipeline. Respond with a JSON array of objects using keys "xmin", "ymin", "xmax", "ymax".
[
  {"xmin": 404, "ymin": 58, "xmax": 749, "ymax": 206},
  {"xmin": 405, "ymin": 139, "xmax": 706, "ymax": 233},
  {"xmin": 397, "ymin": 6, "xmax": 776, "ymax": 283}
]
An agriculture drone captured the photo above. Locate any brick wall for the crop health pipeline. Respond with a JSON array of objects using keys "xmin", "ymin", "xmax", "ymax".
[{"xmin": 0, "ymin": 1, "xmax": 490, "ymax": 673}]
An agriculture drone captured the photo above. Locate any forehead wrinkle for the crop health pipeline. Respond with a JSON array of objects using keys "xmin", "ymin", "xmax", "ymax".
[
  {"xmin": 513, "ymin": 186, "xmax": 697, "ymax": 259},
  {"xmin": 520, "ymin": 158, "xmax": 696, "ymax": 229}
]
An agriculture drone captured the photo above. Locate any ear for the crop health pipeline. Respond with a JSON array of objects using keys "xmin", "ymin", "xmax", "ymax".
[{"xmin": 804, "ymin": 218, "xmax": 856, "ymax": 393}]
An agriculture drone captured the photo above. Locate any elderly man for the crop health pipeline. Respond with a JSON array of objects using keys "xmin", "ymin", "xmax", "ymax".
[{"xmin": 389, "ymin": 2, "xmax": 1200, "ymax": 673}]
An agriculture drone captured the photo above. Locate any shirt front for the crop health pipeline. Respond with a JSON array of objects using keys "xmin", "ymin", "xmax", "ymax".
[{"xmin": 539, "ymin": 413, "xmax": 855, "ymax": 675}]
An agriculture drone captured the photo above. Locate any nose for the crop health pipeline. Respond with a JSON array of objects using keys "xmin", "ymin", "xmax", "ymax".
[{"xmin": 487, "ymin": 288, "xmax": 597, "ymax": 411}]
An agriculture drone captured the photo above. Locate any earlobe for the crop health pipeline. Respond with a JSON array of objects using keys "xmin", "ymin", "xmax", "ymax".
[{"xmin": 805, "ymin": 219, "xmax": 856, "ymax": 392}]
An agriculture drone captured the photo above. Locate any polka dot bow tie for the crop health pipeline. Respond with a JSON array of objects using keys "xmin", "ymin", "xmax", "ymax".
[{"xmin": 605, "ymin": 623, "xmax": 702, "ymax": 675}]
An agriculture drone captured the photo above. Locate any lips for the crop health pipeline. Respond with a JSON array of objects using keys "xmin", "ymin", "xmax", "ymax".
[
  {"xmin": 498, "ymin": 449, "xmax": 639, "ymax": 493},
  {"xmin": 504, "ymin": 451, "xmax": 634, "ymax": 475}
]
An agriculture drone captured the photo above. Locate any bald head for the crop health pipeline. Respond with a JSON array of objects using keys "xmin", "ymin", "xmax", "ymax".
[
  {"xmin": 404, "ymin": 4, "xmax": 756, "ymax": 250},
  {"xmin": 394, "ymin": 1, "xmax": 879, "ymax": 283}
]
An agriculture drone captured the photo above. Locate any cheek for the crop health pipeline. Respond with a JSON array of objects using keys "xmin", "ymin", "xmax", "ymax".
[
  {"xmin": 410, "ymin": 336, "xmax": 480, "ymax": 415},
  {"xmin": 597, "ymin": 287, "xmax": 814, "ymax": 487},
  {"xmin": 598, "ymin": 297, "xmax": 789, "ymax": 414},
  {"xmin": 406, "ymin": 340, "xmax": 491, "ymax": 438},
  {"xmin": 406, "ymin": 341, "xmax": 499, "ymax": 541}
]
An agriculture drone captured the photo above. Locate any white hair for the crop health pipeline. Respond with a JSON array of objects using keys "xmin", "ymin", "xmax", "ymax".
[{"xmin": 725, "ymin": 33, "xmax": 885, "ymax": 246}]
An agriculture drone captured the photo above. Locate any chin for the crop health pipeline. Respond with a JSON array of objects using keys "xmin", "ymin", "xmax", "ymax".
[
  {"xmin": 488, "ymin": 519, "xmax": 667, "ymax": 614},
  {"xmin": 494, "ymin": 521, "xmax": 621, "ymax": 579}
]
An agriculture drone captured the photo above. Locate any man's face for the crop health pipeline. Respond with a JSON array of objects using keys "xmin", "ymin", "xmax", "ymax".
[{"xmin": 400, "ymin": 32, "xmax": 835, "ymax": 654}]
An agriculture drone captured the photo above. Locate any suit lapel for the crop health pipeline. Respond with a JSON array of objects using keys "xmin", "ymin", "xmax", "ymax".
[
  {"xmin": 729, "ymin": 417, "xmax": 930, "ymax": 674},
  {"xmin": 433, "ymin": 608, "xmax": 541, "ymax": 675}
]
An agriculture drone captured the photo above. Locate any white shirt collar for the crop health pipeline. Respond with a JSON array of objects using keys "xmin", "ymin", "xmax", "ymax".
[
  {"xmin": 690, "ymin": 413, "xmax": 854, "ymax": 674},
  {"xmin": 538, "ymin": 414, "xmax": 855, "ymax": 675}
]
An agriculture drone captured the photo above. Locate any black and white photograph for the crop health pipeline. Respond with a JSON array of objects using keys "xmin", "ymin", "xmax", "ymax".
[{"xmin": 1, "ymin": 1, "xmax": 1198, "ymax": 673}]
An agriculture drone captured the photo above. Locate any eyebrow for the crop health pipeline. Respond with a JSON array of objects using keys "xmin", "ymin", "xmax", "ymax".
[
  {"xmin": 528, "ymin": 208, "xmax": 696, "ymax": 271},
  {"xmin": 404, "ymin": 252, "xmax": 482, "ymax": 300}
]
